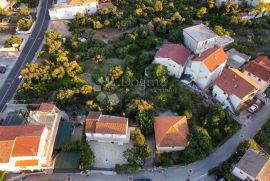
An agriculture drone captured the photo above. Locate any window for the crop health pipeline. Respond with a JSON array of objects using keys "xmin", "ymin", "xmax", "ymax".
[
  {"xmin": 258, "ymin": 79, "xmax": 261, "ymax": 82},
  {"xmin": 248, "ymin": 72, "xmax": 251, "ymax": 76}
]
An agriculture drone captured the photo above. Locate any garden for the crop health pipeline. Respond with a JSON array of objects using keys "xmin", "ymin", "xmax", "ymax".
[{"xmin": 15, "ymin": 0, "xmax": 270, "ymax": 172}]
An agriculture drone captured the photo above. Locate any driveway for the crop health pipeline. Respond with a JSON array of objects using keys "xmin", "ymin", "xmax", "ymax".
[{"xmin": 89, "ymin": 141, "xmax": 132, "ymax": 169}]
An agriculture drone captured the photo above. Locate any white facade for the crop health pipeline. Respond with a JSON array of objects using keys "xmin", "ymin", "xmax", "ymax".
[
  {"xmin": 189, "ymin": 60, "xmax": 226, "ymax": 90},
  {"xmin": 0, "ymin": 0, "xmax": 9, "ymax": 9},
  {"xmin": 157, "ymin": 146, "xmax": 186, "ymax": 152},
  {"xmin": 244, "ymin": 70, "xmax": 270, "ymax": 92},
  {"xmin": 212, "ymin": 84, "xmax": 242, "ymax": 112},
  {"xmin": 153, "ymin": 58, "xmax": 184, "ymax": 79},
  {"xmin": 232, "ymin": 167, "xmax": 255, "ymax": 181},
  {"xmin": 212, "ymin": 84, "xmax": 257, "ymax": 112},
  {"xmin": 183, "ymin": 31, "xmax": 218, "ymax": 54},
  {"xmin": 0, "ymin": 128, "xmax": 49, "ymax": 172},
  {"xmin": 49, "ymin": 2, "xmax": 98, "ymax": 20}
]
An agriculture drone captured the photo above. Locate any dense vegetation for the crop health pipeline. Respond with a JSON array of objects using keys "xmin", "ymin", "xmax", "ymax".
[
  {"xmin": 255, "ymin": 118, "xmax": 270, "ymax": 152},
  {"xmin": 4, "ymin": 35, "xmax": 23, "ymax": 48},
  {"xmin": 63, "ymin": 135, "xmax": 95, "ymax": 171},
  {"xmin": 115, "ymin": 129, "xmax": 151, "ymax": 173}
]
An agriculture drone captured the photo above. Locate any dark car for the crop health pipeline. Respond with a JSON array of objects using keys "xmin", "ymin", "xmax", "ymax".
[
  {"xmin": 134, "ymin": 179, "xmax": 152, "ymax": 181},
  {"xmin": 0, "ymin": 67, "xmax": 6, "ymax": 74}
]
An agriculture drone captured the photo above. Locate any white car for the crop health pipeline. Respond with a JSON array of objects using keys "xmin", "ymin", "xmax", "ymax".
[
  {"xmin": 0, "ymin": 64, "xmax": 8, "ymax": 69},
  {"xmin": 248, "ymin": 104, "xmax": 259, "ymax": 113}
]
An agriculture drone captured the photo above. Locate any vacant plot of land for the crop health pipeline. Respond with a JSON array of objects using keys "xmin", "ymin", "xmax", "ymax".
[{"xmin": 50, "ymin": 20, "xmax": 72, "ymax": 37}]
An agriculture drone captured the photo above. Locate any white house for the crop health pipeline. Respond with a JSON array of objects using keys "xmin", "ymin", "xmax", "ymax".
[
  {"xmin": 185, "ymin": 47, "xmax": 228, "ymax": 90},
  {"xmin": 183, "ymin": 24, "xmax": 234, "ymax": 54},
  {"xmin": 0, "ymin": 125, "xmax": 49, "ymax": 172},
  {"xmin": 0, "ymin": 0, "xmax": 14, "ymax": 9},
  {"xmin": 243, "ymin": 56, "xmax": 270, "ymax": 93},
  {"xmin": 154, "ymin": 116, "xmax": 189, "ymax": 152},
  {"xmin": 212, "ymin": 68, "xmax": 260, "ymax": 112},
  {"xmin": 232, "ymin": 149, "xmax": 270, "ymax": 181},
  {"xmin": 85, "ymin": 111, "xmax": 130, "ymax": 145},
  {"xmin": 49, "ymin": 0, "xmax": 98, "ymax": 20},
  {"xmin": 153, "ymin": 43, "xmax": 191, "ymax": 79}
]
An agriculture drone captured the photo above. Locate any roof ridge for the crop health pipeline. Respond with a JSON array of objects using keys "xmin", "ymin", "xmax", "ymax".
[{"xmin": 230, "ymin": 68, "xmax": 260, "ymax": 89}]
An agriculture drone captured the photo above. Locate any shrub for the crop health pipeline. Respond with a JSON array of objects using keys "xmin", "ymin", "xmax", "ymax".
[
  {"xmin": 255, "ymin": 118, "xmax": 270, "ymax": 151},
  {"xmin": 115, "ymin": 164, "xmax": 139, "ymax": 174},
  {"xmin": 18, "ymin": 18, "xmax": 33, "ymax": 31},
  {"xmin": 0, "ymin": 171, "xmax": 6, "ymax": 181},
  {"xmin": 4, "ymin": 35, "xmax": 23, "ymax": 48},
  {"xmin": 0, "ymin": 8, "xmax": 11, "ymax": 16}
]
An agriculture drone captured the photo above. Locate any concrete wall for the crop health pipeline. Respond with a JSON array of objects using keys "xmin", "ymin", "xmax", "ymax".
[
  {"xmin": 232, "ymin": 167, "xmax": 255, "ymax": 181},
  {"xmin": 49, "ymin": 3, "xmax": 97, "ymax": 20},
  {"xmin": 157, "ymin": 146, "xmax": 186, "ymax": 152},
  {"xmin": 153, "ymin": 58, "xmax": 184, "ymax": 79}
]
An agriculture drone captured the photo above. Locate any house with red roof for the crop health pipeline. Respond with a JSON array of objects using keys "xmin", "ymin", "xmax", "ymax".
[
  {"xmin": 0, "ymin": 125, "xmax": 49, "ymax": 171},
  {"xmin": 185, "ymin": 47, "xmax": 228, "ymax": 90},
  {"xmin": 154, "ymin": 116, "xmax": 189, "ymax": 152},
  {"xmin": 212, "ymin": 68, "xmax": 260, "ymax": 112},
  {"xmin": 153, "ymin": 43, "xmax": 191, "ymax": 78},
  {"xmin": 243, "ymin": 56, "xmax": 270, "ymax": 93},
  {"xmin": 85, "ymin": 111, "xmax": 130, "ymax": 145}
]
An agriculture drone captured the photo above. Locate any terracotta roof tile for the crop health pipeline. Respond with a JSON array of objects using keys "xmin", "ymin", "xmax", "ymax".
[
  {"xmin": 215, "ymin": 68, "xmax": 259, "ymax": 98},
  {"xmin": 0, "ymin": 125, "xmax": 45, "ymax": 141},
  {"xmin": 257, "ymin": 159, "xmax": 270, "ymax": 181},
  {"xmin": 0, "ymin": 140, "xmax": 14, "ymax": 163},
  {"xmin": 39, "ymin": 103, "xmax": 55, "ymax": 112},
  {"xmin": 69, "ymin": 0, "xmax": 96, "ymax": 5},
  {"xmin": 154, "ymin": 116, "xmax": 189, "ymax": 148},
  {"xmin": 155, "ymin": 43, "xmax": 191, "ymax": 66},
  {"xmin": 0, "ymin": 125, "xmax": 45, "ymax": 163},
  {"xmin": 244, "ymin": 60, "xmax": 270, "ymax": 82},
  {"xmin": 15, "ymin": 159, "xmax": 39, "ymax": 167},
  {"xmin": 255, "ymin": 56, "xmax": 270, "ymax": 67},
  {"xmin": 87, "ymin": 111, "xmax": 102, "ymax": 120},
  {"xmin": 193, "ymin": 47, "xmax": 228, "ymax": 72},
  {"xmin": 12, "ymin": 136, "xmax": 41, "ymax": 157},
  {"xmin": 85, "ymin": 113, "xmax": 128, "ymax": 135}
]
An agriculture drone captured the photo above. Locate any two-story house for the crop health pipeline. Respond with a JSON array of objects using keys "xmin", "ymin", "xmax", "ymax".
[
  {"xmin": 153, "ymin": 43, "xmax": 191, "ymax": 79},
  {"xmin": 243, "ymin": 56, "xmax": 270, "ymax": 93},
  {"xmin": 0, "ymin": 125, "xmax": 49, "ymax": 172},
  {"xmin": 183, "ymin": 24, "xmax": 234, "ymax": 54},
  {"xmin": 185, "ymin": 47, "xmax": 228, "ymax": 90},
  {"xmin": 85, "ymin": 111, "xmax": 130, "ymax": 145},
  {"xmin": 212, "ymin": 68, "xmax": 260, "ymax": 112}
]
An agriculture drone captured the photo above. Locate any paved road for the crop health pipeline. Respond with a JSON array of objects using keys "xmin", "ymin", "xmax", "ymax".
[
  {"xmin": 24, "ymin": 105, "xmax": 270, "ymax": 181},
  {"xmin": 0, "ymin": 0, "xmax": 52, "ymax": 112}
]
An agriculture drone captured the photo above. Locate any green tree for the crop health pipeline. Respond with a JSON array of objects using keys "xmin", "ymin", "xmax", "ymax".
[
  {"xmin": 18, "ymin": 18, "xmax": 32, "ymax": 31},
  {"xmin": 154, "ymin": 1, "xmax": 163, "ymax": 12},
  {"xmin": 197, "ymin": 7, "xmax": 207, "ymax": 19},
  {"xmin": 4, "ymin": 35, "xmax": 23, "ymax": 48},
  {"xmin": 19, "ymin": 7, "xmax": 30, "ymax": 16}
]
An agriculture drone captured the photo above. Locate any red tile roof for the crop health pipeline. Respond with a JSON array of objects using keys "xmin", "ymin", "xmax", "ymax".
[
  {"xmin": 255, "ymin": 56, "xmax": 270, "ymax": 67},
  {"xmin": 39, "ymin": 103, "xmax": 55, "ymax": 112},
  {"xmin": 245, "ymin": 57, "xmax": 270, "ymax": 81},
  {"xmin": 87, "ymin": 111, "xmax": 102, "ymax": 120},
  {"xmin": 155, "ymin": 43, "xmax": 191, "ymax": 66},
  {"xmin": 215, "ymin": 68, "xmax": 259, "ymax": 99},
  {"xmin": 12, "ymin": 136, "xmax": 41, "ymax": 157},
  {"xmin": 154, "ymin": 116, "xmax": 189, "ymax": 148},
  {"xmin": 257, "ymin": 159, "xmax": 270, "ymax": 181},
  {"xmin": 85, "ymin": 112, "xmax": 128, "ymax": 135},
  {"xmin": 0, "ymin": 125, "xmax": 45, "ymax": 163},
  {"xmin": 0, "ymin": 140, "xmax": 14, "ymax": 163},
  {"xmin": 0, "ymin": 125, "xmax": 45, "ymax": 141},
  {"xmin": 193, "ymin": 47, "xmax": 228, "ymax": 72}
]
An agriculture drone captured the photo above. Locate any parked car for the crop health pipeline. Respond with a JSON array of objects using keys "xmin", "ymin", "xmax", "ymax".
[
  {"xmin": 134, "ymin": 179, "xmax": 152, "ymax": 181},
  {"xmin": 0, "ymin": 67, "xmax": 6, "ymax": 74},
  {"xmin": 248, "ymin": 104, "xmax": 259, "ymax": 113},
  {"xmin": 0, "ymin": 64, "xmax": 8, "ymax": 69}
]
